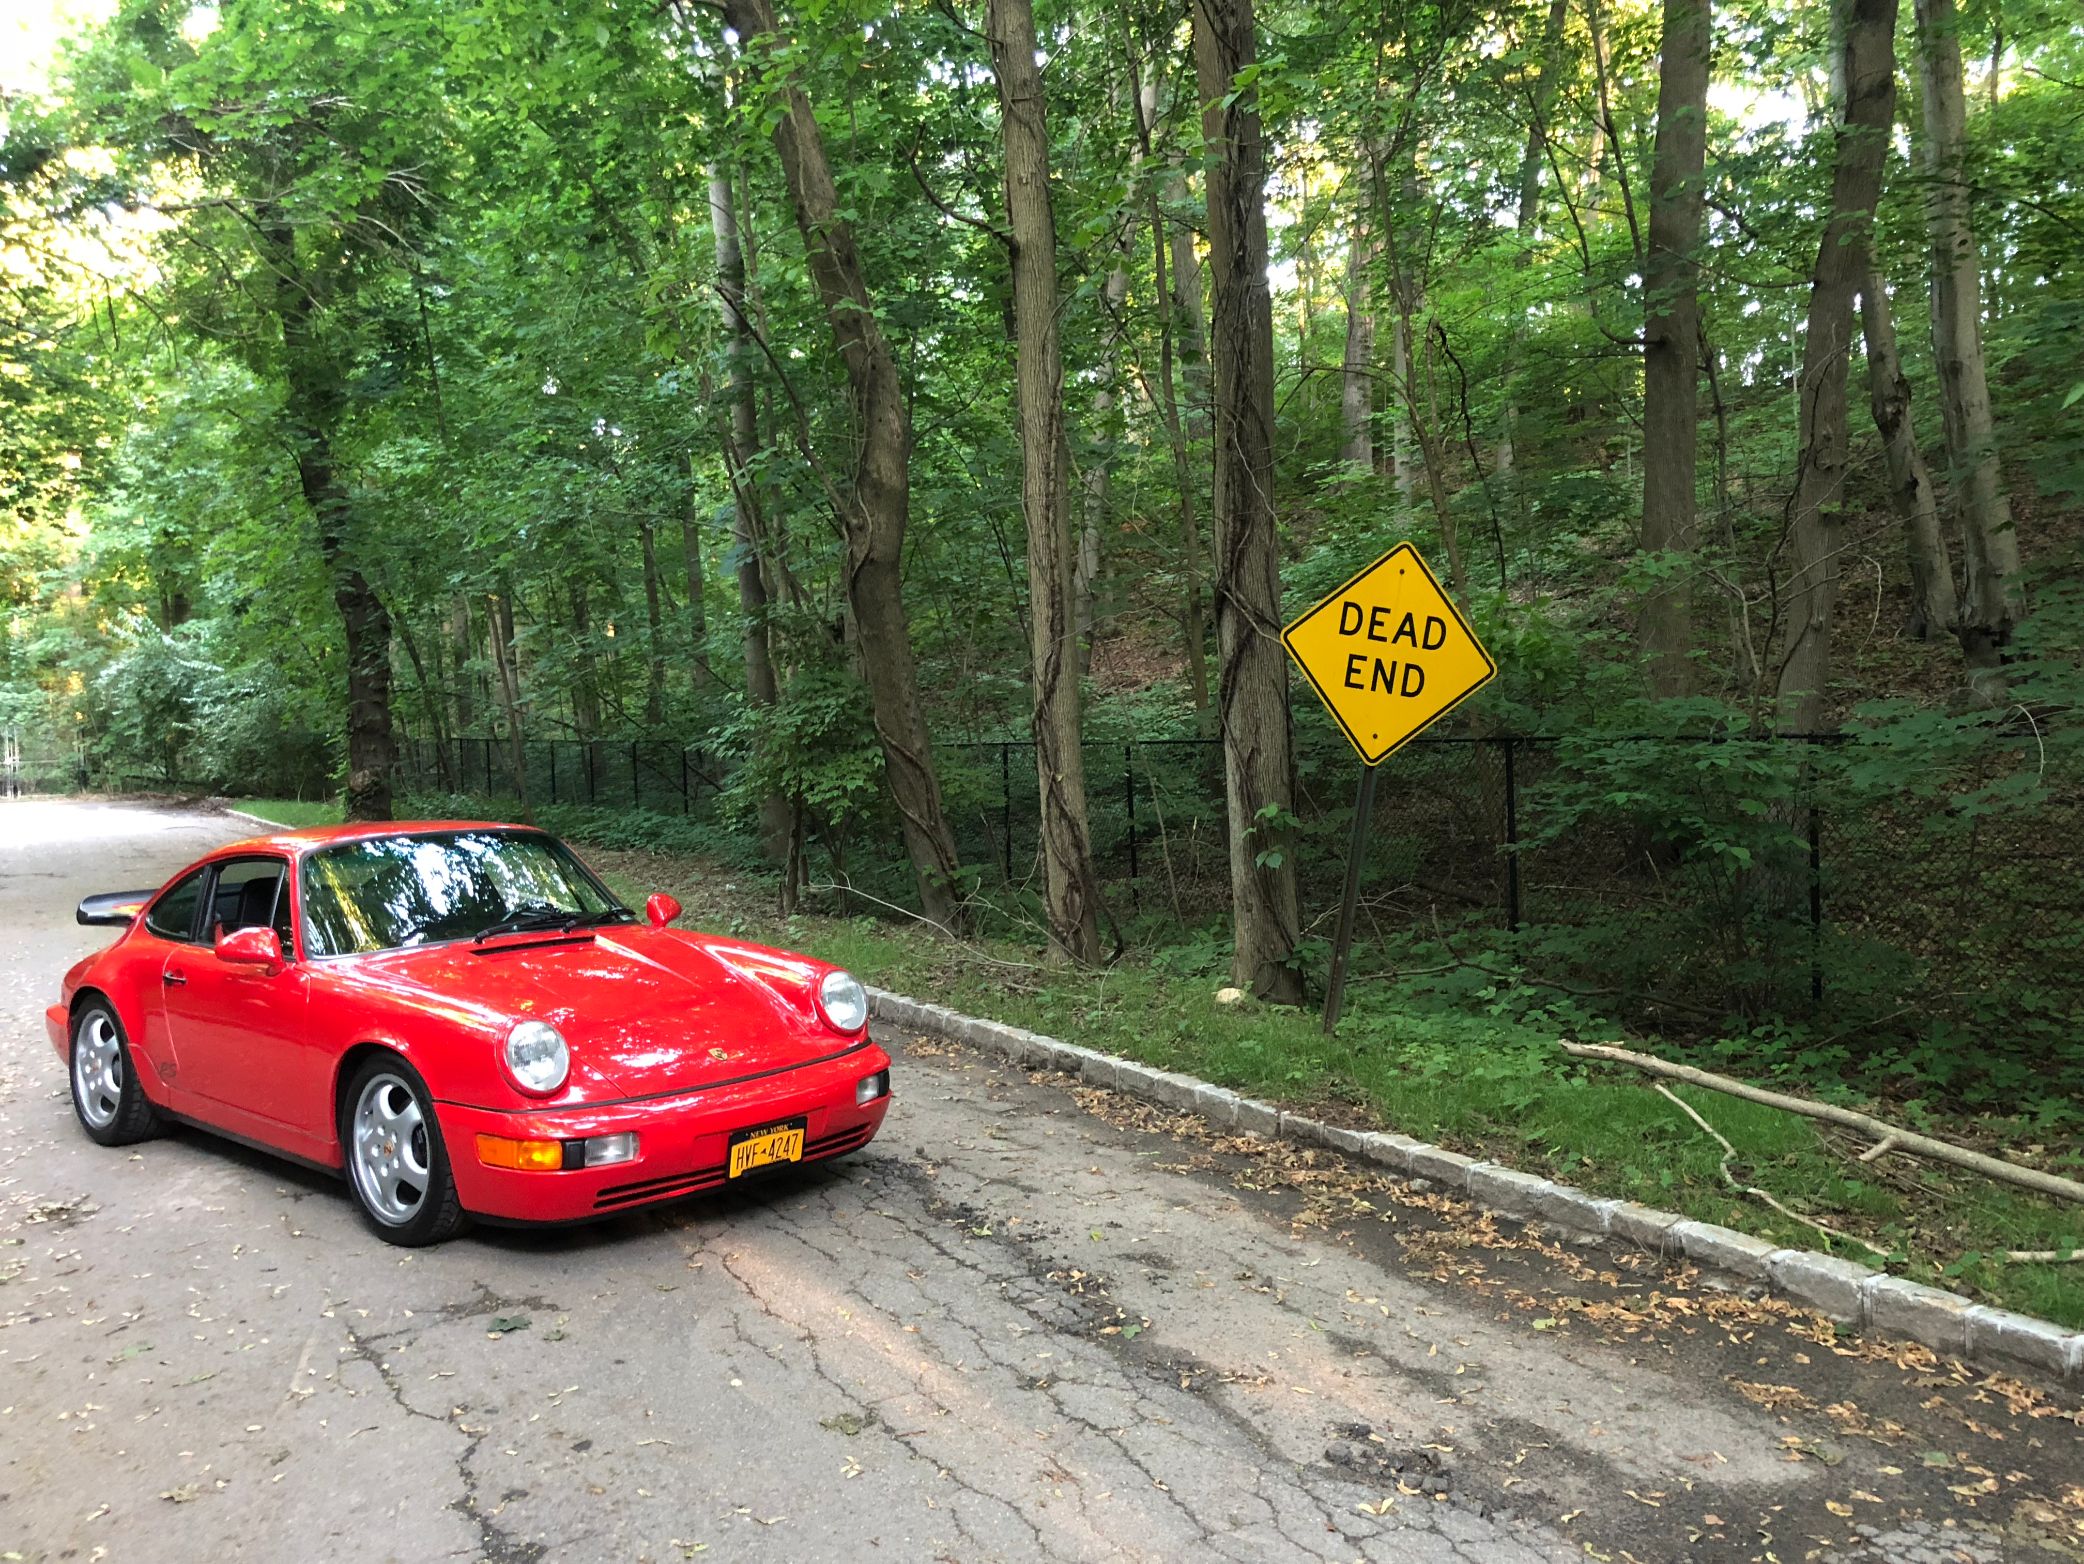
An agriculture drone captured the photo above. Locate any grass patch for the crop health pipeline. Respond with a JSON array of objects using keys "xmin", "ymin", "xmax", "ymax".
[
  {"xmin": 228, "ymin": 797, "xmax": 343, "ymax": 828},
  {"xmin": 575, "ymin": 839, "xmax": 2084, "ymax": 1332}
]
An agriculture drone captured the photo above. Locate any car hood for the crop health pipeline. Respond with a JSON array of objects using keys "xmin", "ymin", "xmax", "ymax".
[{"xmin": 339, "ymin": 927, "xmax": 859, "ymax": 1103}]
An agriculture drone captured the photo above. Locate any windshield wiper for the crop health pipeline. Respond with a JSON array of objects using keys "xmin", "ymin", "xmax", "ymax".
[
  {"xmin": 473, "ymin": 907, "xmax": 581, "ymax": 943},
  {"xmin": 570, "ymin": 907, "xmax": 638, "ymax": 928}
]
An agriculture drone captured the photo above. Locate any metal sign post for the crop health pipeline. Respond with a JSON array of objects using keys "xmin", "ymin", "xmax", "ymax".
[
  {"xmin": 1321, "ymin": 762, "xmax": 1380, "ymax": 1033},
  {"xmin": 1280, "ymin": 542, "xmax": 1497, "ymax": 1033}
]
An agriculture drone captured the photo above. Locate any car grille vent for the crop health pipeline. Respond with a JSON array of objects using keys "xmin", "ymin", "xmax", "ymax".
[
  {"xmin": 592, "ymin": 1166, "xmax": 729, "ymax": 1210},
  {"xmin": 803, "ymin": 1123, "xmax": 873, "ymax": 1159},
  {"xmin": 590, "ymin": 1121, "xmax": 874, "ymax": 1211}
]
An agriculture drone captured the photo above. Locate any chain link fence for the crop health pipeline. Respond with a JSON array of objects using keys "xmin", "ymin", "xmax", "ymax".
[
  {"xmin": 923, "ymin": 731, "xmax": 2077, "ymax": 1034},
  {"xmin": 53, "ymin": 720, "xmax": 2073, "ymax": 1037}
]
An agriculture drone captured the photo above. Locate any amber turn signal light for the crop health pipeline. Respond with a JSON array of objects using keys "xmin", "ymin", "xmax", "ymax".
[{"xmin": 476, "ymin": 1133, "xmax": 565, "ymax": 1171}]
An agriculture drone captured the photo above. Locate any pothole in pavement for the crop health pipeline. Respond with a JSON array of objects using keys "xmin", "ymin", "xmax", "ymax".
[{"xmin": 1324, "ymin": 1420, "xmax": 1458, "ymax": 1496}]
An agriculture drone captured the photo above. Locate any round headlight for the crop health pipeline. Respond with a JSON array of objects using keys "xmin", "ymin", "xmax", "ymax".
[
  {"xmin": 817, "ymin": 969, "xmax": 869, "ymax": 1033},
  {"xmin": 503, "ymin": 1021, "xmax": 569, "ymax": 1095}
]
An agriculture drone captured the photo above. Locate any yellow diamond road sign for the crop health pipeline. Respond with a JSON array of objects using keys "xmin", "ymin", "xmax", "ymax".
[{"xmin": 1282, "ymin": 543, "xmax": 1496, "ymax": 766}]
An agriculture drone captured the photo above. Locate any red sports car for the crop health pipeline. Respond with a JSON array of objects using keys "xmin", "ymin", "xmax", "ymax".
[{"xmin": 48, "ymin": 821, "xmax": 891, "ymax": 1245}]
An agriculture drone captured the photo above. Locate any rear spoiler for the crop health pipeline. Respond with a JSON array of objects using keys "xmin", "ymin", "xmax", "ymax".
[{"xmin": 78, "ymin": 890, "xmax": 156, "ymax": 927}]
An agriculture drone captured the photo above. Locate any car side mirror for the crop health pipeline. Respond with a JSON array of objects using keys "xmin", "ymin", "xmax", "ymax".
[
  {"xmin": 645, "ymin": 893, "xmax": 681, "ymax": 930},
  {"xmin": 216, "ymin": 926, "xmax": 286, "ymax": 972}
]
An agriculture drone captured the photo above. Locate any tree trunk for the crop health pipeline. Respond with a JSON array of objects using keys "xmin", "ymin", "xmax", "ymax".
[
  {"xmin": 708, "ymin": 164, "xmax": 791, "ymax": 860},
  {"xmin": 1390, "ymin": 309, "xmax": 1416, "ymax": 509},
  {"xmin": 1193, "ymin": 0, "xmax": 1304, "ymax": 1004},
  {"xmin": 1776, "ymin": 0, "xmax": 1899, "ymax": 733},
  {"xmin": 640, "ymin": 514, "xmax": 669, "ymax": 727},
  {"xmin": 450, "ymin": 594, "xmax": 475, "ymax": 740},
  {"xmin": 1915, "ymin": 0, "xmax": 2018, "ymax": 694},
  {"xmin": 1162, "ymin": 136, "xmax": 1213, "ymax": 452},
  {"xmin": 1499, "ymin": 0, "xmax": 1571, "ymax": 481},
  {"xmin": 486, "ymin": 590, "xmax": 532, "ymax": 819},
  {"xmin": 394, "ymin": 612, "xmax": 452, "ymax": 791},
  {"xmin": 565, "ymin": 582, "xmax": 602, "ymax": 738},
  {"xmin": 1639, "ymin": 0, "xmax": 1711, "ymax": 699},
  {"xmin": 332, "ymin": 567, "xmax": 395, "ymax": 820},
  {"xmin": 1339, "ymin": 229, "xmax": 1375, "ymax": 468},
  {"xmin": 988, "ymin": 0, "xmax": 1106, "ymax": 965},
  {"xmin": 1135, "ymin": 73, "xmax": 1213, "ymax": 733},
  {"xmin": 1380, "ymin": 160, "xmax": 1424, "ymax": 511},
  {"xmin": 724, "ymin": 0, "xmax": 966, "ymax": 929},
  {"xmin": 676, "ymin": 450, "xmax": 712, "ymax": 696},
  {"xmin": 423, "ymin": 612, "xmax": 459, "ymax": 790},
  {"xmin": 1077, "ymin": 249, "xmax": 1132, "ymax": 683},
  {"xmin": 1399, "ymin": 326, "xmax": 1472, "ymax": 601},
  {"xmin": 265, "ymin": 216, "xmax": 394, "ymax": 821},
  {"xmin": 1377, "ymin": 173, "xmax": 1466, "ymax": 597},
  {"xmin": 1860, "ymin": 265, "xmax": 1957, "ymax": 640}
]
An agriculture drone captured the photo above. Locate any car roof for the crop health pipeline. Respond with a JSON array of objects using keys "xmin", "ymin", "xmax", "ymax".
[{"xmin": 214, "ymin": 819, "xmax": 532, "ymax": 857}]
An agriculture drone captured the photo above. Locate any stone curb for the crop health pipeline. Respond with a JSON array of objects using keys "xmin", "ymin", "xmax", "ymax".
[
  {"xmin": 223, "ymin": 807, "xmax": 293, "ymax": 831},
  {"xmin": 868, "ymin": 987, "xmax": 2084, "ymax": 1388}
]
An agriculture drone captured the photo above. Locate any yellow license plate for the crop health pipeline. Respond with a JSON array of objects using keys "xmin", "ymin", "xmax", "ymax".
[{"xmin": 728, "ymin": 1122, "xmax": 805, "ymax": 1179}]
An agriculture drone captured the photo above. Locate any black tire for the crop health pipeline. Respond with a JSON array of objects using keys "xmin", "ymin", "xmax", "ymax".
[
  {"xmin": 338, "ymin": 1054, "xmax": 469, "ymax": 1247},
  {"xmin": 69, "ymin": 999, "xmax": 162, "ymax": 1147}
]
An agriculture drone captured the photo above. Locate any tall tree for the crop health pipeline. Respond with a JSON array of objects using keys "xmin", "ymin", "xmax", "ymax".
[
  {"xmin": 1775, "ymin": 0, "xmax": 1900, "ymax": 731},
  {"xmin": 639, "ymin": 512, "xmax": 669, "ymax": 725},
  {"xmin": 1076, "ymin": 78, "xmax": 1140, "ymax": 680},
  {"xmin": 707, "ymin": 163, "xmax": 790, "ymax": 859},
  {"xmin": 486, "ymin": 589, "xmax": 531, "ymax": 817},
  {"xmin": 721, "ymin": 0, "xmax": 968, "ymax": 929},
  {"xmin": 1860, "ymin": 267, "xmax": 1957, "ymax": 640},
  {"xmin": 1339, "ymin": 228, "xmax": 1375, "ymax": 468},
  {"xmin": 1638, "ymin": 0, "xmax": 1711, "ymax": 698},
  {"xmin": 1194, "ymin": 0, "xmax": 1304, "ymax": 1003},
  {"xmin": 1134, "ymin": 67, "xmax": 1212, "ymax": 728},
  {"xmin": 267, "ymin": 212, "xmax": 399, "ymax": 820},
  {"xmin": 1914, "ymin": 0, "xmax": 2019, "ymax": 693},
  {"xmin": 677, "ymin": 450, "xmax": 712, "ymax": 694},
  {"xmin": 1498, "ymin": 0, "xmax": 1571, "ymax": 482},
  {"xmin": 986, "ymin": 0, "xmax": 1106, "ymax": 964}
]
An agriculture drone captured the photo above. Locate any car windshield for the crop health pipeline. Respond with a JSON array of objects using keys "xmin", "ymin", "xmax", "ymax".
[{"xmin": 301, "ymin": 831, "xmax": 629, "ymax": 957}]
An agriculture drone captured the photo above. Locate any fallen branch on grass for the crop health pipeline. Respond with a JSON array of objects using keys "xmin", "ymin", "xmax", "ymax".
[
  {"xmin": 1650, "ymin": 1083, "xmax": 1889, "ymax": 1257},
  {"xmin": 1562, "ymin": 1041, "xmax": 2084, "ymax": 1208},
  {"xmin": 1998, "ymin": 1249, "xmax": 2084, "ymax": 1264}
]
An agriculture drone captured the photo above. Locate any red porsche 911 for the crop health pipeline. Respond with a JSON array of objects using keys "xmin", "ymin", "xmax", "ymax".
[{"xmin": 48, "ymin": 822, "xmax": 892, "ymax": 1245}]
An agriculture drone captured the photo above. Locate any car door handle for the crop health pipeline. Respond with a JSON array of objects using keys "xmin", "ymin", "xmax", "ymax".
[{"xmin": 162, "ymin": 970, "xmax": 187, "ymax": 987}]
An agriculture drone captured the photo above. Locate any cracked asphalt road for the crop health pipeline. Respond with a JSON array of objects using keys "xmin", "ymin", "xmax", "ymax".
[{"xmin": 3, "ymin": 800, "xmax": 2079, "ymax": 1563}]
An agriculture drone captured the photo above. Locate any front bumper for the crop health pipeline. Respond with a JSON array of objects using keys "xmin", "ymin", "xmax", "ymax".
[
  {"xmin": 434, "ymin": 1042, "xmax": 892, "ymax": 1222},
  {"xmin": 46, "ymin": 1004, "xmax": 68, "ymax": 1059}
]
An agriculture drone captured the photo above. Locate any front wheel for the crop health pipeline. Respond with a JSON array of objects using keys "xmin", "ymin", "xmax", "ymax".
[
  {"xmin": 340, "ymin": 1055, "xmax": 468, "ymax": 1246},
  {"xmin": 70, "ymin": 1000, "xmax": 162, "ymax": 1146}
]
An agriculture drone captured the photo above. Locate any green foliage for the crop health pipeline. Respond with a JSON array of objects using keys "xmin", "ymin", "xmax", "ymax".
[{"xmin": 1, "ymin": 0, "xmax": 2077, "ymax": 1156}]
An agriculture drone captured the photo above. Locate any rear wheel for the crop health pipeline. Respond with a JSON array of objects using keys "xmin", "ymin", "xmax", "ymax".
[
  {"xmin": 69, "ymin": 1000, "xmax": 161, "ymax": 1147},
  {"xmin": 340, "ymin": 1055, "xmax": 468, "ymax": 1246}
]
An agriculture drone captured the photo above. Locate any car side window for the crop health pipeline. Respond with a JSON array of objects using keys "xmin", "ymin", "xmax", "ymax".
[
  {"xmin": 208, "ymin": 857, "xmax": 289, "ymax": 942},
  {"xmin": 144, "ymin": 869, "xmax": 206, "ymax": 942}
]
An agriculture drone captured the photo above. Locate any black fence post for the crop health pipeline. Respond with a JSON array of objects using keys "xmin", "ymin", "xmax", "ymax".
[
  {"xmin": 1502, "ymin": 736, "xmax": 1522, "ymax": 932},
  {"xmin": 585, "ymin": 740, "xmax": 596, "ymax": 804},
  {"xmin": 548, "ymin": 742, "xmax": 558, "ymax": 804},
  {"xmin": 630, "ymin": 741, "xmax": 640, "ymax": 809},
  {"xmin": 482, "ymin": 737, "xmax": 493, "ymax": 795},
  {"xmin": 680, "ymin": 748, "xmax": 690, "ymax": 815}
]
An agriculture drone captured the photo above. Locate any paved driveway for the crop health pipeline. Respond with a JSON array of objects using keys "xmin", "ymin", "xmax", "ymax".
[{"xmin": 2, "ymin": 800, "xmax": 2076, "ymax": 1562}]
